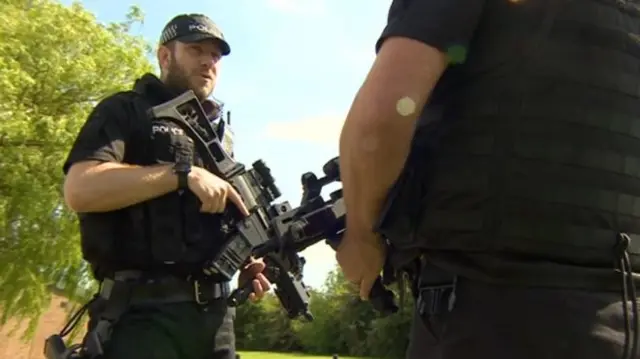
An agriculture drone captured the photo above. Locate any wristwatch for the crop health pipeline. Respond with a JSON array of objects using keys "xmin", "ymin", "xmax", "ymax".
[{"xmin": 173, "ymin": 161, "xmax": 191, "ymax": 190}]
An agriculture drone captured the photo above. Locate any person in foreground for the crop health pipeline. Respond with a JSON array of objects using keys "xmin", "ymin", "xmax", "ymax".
[
  {"xmin": 61, "ymin": 14, "xmax": 269, "ymax": 359},
  {"xmin": 336, "ymin": 1, "xmax": 640, "ymax": 358}
]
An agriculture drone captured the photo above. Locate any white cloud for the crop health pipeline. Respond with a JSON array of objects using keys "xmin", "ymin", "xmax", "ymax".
[
  {"xmin": 263, "ymin": 115, "xmax": 345, "ymax": 144},
  {"xmin": 265, "ymin": 0, "xmax": 327, "ymax": 14}
]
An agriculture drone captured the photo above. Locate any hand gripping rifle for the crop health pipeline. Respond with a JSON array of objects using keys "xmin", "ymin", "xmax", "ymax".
[{"xmin": 150, "ymin": 90, "xmax": 399, "ymax": 320}]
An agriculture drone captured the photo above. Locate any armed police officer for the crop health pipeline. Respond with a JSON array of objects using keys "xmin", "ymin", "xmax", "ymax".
[
  {"xmin": 61, "ymin": 14, "xmax": 270, "ymax": 359},
  {"xmin": 336, "ymin": 1, "xmax": 640, "ymax": 359}
]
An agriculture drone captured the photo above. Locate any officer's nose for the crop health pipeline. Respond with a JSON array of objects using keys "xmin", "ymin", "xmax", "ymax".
[
  {"xmin": 201, "ymin": 55, "xmax": 220, "ymax": 72},
  {"xmin": 200, "ymin": 56, "xmax": 214, "ymax": 68}
]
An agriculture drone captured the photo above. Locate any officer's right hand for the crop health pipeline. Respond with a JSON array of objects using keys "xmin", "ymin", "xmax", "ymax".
[{"xmin": 187, "ymin": 167, "xmax": 250, "ymax": 216}]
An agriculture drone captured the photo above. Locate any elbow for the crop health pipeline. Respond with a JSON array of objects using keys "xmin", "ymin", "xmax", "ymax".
[
  {"xmin": 339, "ymin": 115, "xmax": 388, "ymax": 155},
  {"xmin": 62, "ymin": 161, "xmax": 98, "ymax": 212},
  {"xmin": 63, "ymin": 177, "xmax": 88, "ymax": 213}
]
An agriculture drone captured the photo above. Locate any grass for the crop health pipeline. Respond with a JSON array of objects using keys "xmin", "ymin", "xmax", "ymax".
[{"xmin": 238, "ymin": 351, "xmax": 366, "ymax": 359}]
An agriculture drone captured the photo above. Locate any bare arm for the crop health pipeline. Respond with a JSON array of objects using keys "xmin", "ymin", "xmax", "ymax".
[
  {"xmin": 63, "ymin": 161, "xmax": 178, "ymax": 213},
  {"xmin": 339, "ymin": 0, "xmax": 485, "ymax": 234},
  {"xmin": 61, "ymin": 94, "xmax": 181, "ymax": 213},
  {"xmin": 339, "ymin": 38, "xmax": 447, "ymax": 232}
]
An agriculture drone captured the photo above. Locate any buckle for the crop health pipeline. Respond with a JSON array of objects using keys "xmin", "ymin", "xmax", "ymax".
[
  {"xmin": 193, "ymin": 280, "xmax": 209, "ymax": 305},
  {"xmin": 417, "ymin": 277, "xmax": 457, "ymax": 316}
]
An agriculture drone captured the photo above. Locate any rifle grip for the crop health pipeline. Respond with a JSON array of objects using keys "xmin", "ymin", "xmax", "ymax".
[
  {"xmin": 369, "ymin": 277, "xmax": 399, "ymax": 315},
  {"xmin": 227, "ymin": 280, "xmax": 253, "ymax": 307}
]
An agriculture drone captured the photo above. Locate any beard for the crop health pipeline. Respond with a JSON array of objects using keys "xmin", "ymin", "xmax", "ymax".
[{"xmin": 163, "ymin": 58, "xmax": 213, "ymax": 101}]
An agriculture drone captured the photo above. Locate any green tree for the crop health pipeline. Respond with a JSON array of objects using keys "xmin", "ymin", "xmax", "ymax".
[
  {"xmin": 234, "ymin": 294, "xmax": 272, "ymax": 349},
  {"xmin": 235, "ymin": 292, "xmax": 302, "ymax": 352},
  {"xmin": 293, "ymin": 289, "xmax": 343, "ymax": 354},
  {"xmin": 235, "ymin": 264, "xmax": 415, "ymax": 358},
  {"xmin": 294, "ymin": 268, "xmax": 373, "ymax": 355},
  {"xmin": 365, "ymin": 284, "xmax": 414, "ymax": 359},
  {"xmin": 0, "ymin": 0, "xmax": 153, "ymax": 337}
]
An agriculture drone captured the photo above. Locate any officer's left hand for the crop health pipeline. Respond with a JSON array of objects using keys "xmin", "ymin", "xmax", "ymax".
[
  {"xmin": 336, "ymin": 230, "xmax": 387, "ymax": 301},
  {"xmin": 238, "ymin": 257, "xmax": 271, "ymax": 302}
]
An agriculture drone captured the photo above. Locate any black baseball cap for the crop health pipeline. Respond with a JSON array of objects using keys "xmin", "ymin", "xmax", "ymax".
[{"xmin": 159, "ymin": 14, "xmax": 231, "ymax": 56}]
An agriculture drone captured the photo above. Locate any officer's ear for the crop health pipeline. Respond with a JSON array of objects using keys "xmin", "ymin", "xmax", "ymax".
[{"xmin": 157, "ymin": 43, "xmax": 173, "ymax": 74}]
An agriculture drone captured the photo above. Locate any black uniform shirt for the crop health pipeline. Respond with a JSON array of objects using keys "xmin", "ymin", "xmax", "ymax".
[
  {"xmin": 63, "ymin": 74, "xmax": 172, "ymax": 174},
  {"xmin": 376, "ymin": 0, "xmax": 622, "ymax": 290}
]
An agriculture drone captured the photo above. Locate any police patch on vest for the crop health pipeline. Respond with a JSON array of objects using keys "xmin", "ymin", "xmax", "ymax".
[{"xmin": 152, "ymin": 123, "xmax": 184, "ymax": 136}]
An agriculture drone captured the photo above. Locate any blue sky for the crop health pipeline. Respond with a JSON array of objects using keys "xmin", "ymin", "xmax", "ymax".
[{"xmin": 63, "ymin": 0, "xmax": 392, "ymax": 290}]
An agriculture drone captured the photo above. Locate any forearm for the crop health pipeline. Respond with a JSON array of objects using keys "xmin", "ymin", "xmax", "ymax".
[
  {"xmin": 339, "ymin": 38, "xmax": 446, "ymax": 237},
  {"xmin": 63, "ymin": 161, "xmax": 179, "ymax": 213},
  {"xmin": 339, "ymin": 106, "xmax": 415, "ymax": 234}
]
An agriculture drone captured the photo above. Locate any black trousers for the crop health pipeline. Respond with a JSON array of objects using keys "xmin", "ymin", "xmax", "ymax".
[
  {"xmin": 406, "ymin": 278, "xmax": 639, "ymax": 359},
  {"xmin": 96, "ymin": 298, "xmax": 235, "ymax": 359}
]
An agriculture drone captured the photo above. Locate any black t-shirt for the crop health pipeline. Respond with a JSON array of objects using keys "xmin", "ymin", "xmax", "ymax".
[
  {"xmin": 63, "ymin": 74, "xmax": 177, "ymax": 173},
  {"xmin": 376, "ymin": 0, "xmax": 485, "ymax": 56},
  {"xmin": 376, "ymin": 0, "xmax": 624, "ymax": 290}
]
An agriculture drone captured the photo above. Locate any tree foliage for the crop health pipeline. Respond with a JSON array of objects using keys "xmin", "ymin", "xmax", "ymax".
[
  {"xmin": 235, "ymin": 266, "xmax": 414, "ymax": 359},
  {"xmin": 0, "ymin": 0, "xmax": 153, "ymax": 336}
]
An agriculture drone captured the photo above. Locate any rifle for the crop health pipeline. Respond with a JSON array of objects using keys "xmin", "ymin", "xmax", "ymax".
[
  {"xmin": 226, "ymin": 156, "xmax": 400, "ymax": 320},
  {"xmin": 150, "ymin": 90, "xmax": 399, "ymax": 320}
]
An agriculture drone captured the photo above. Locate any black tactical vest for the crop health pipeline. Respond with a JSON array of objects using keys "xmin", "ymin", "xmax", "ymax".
[
  {"xmin": 79, "ymin": 76, "xmax": 233, "ymax": 278},
  {"xmin": 381, "ymin": 0, "xmax": 640, "ymax": 271}
]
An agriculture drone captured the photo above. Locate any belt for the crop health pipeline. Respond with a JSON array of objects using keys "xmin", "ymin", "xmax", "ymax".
[{"xmin": 99, "ymin": 270, "xmax": 230, "ymax": 305}]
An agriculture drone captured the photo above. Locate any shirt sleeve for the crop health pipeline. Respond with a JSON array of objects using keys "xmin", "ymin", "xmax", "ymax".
[
  {"xmin": 376, "ymin": 0, "xmax": 486, "ymax": 62},
  {"xmin": 62, "ymin": 94, "xmax": 134, "ymax": 174}
]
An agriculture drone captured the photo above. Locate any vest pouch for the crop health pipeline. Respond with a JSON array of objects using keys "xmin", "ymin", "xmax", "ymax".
[
  {"xmin": 144, "ymin": 121, "xmax": 194, "ymax": 265},
  {"xmin": 377, "ymin": 155, "xmax": 431, "ymax": 242},
  {"xmin": 78, "ymin": 211, "xmax": 126, "ymax": 265},
  {"xmin": 376, "ymin": 169, "xmax": 424, "ymax": 271},
  {"xmin": 376, "ymin": 150, "xmax": 435, "ymax": 271},
  {"xmin": 146, "ymin": 191, "xmax": 187, "ymax": 264},
  {"xmin": 122, "ymin": 203, "xmax": 151, "ymax": 266},
  {"xmin": 378, "ymin": 173, "xmax": 414, "ymax": 243},
  {"xmin": 180, "ymin": 192, "xmax": 221, "ymax": 265}
]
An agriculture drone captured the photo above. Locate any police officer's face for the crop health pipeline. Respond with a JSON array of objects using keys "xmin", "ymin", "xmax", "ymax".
[{"xmin": 160, "ymin": 40, "xmax": 222, "ymax": 100}]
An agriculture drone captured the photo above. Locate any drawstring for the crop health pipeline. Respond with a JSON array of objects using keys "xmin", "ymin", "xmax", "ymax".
[{"xmin": 616, "ymin": 233, "xmax": 638, "ymax": 359}]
